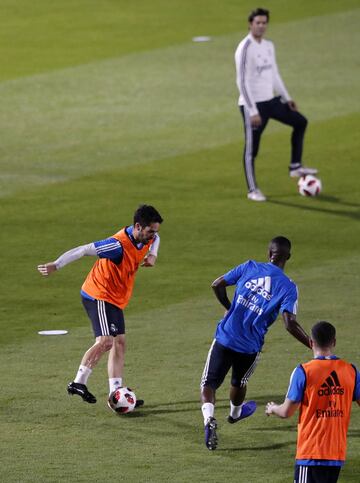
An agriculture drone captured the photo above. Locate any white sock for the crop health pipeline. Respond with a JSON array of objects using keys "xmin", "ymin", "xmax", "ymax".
[
  {"xmin": 74, "ymin": 365, "xmax": 92, "ymax": 385},
  {"xmin": 230, "ymin": 401, "xmax": 243, "ymax": 419},
  {"xmin": 201, "ymin": 403, "xmax": 215, "ymax": 425},
  {"xmin": 109, "ymin": 377, "xmax": 123, "ymax": 395}
]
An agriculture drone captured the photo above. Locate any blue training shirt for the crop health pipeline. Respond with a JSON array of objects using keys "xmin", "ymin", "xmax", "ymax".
[
  {"xmin": 287, "ymin": 356, "xmax": 360, "ymax": 467},
  {"xmin": 215, "ymin": 260, "xmax": 298, "ymax": 353},
  {"xmin": 92, "ymin": 226, "xmax": 146, "ymax": 262}
]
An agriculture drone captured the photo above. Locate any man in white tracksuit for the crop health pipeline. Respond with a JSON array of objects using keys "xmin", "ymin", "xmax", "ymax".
[{"xmin": 235, "ymin": 8, "xmax": 317, "ymax": 202}]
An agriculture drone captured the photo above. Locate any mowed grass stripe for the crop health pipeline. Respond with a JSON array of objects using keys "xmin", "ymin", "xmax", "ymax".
[
  {"xmin": 0, "ymin": 9, "xmax": 359, "ymax": 197},
  {"xmin": 1, "ymin": 0, "xmax": 358, "ymax": 81}
]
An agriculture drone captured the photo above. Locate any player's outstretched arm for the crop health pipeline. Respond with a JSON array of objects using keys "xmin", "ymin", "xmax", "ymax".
[
  {"xmin": 211, "ymin": 276, "xmax": 231, "ymax": 310},
  {"xmin": 282, "ymin": 312, "xmax": 311, "ymax": 349},
  {"xmin": 37, "ymin": 243, "xmax": 97, "ymax": 276},
  {"xmin": 265, "ymin": 398, "xmax": 299, "ymax": 418},
  {"xmin": 37, "ymin": 262, "xmax": 58, "ymax": 276}
]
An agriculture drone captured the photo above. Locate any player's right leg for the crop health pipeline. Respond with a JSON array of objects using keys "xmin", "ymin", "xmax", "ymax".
[
  {"xmin": 240, "ymin": 105, "xmax": 268, "ymax": 201},
  {"xmin": 68, "ymin": 335, "xmax": 113, "ymax": 403},
  {"xmin": 68, "ymin": 297, "xmax": 116, "ymax": 404},
  {"xmin": 200, "ymin": 340, "xmax": 232, "ymax": 450}
]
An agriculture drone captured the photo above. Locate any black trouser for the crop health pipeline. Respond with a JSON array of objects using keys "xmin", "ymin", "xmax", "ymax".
[
  {"xmin": 200, "ymin": 340, "xmax": 260, "ymax": 390},
  {"xmin": 294, "ymin": 465, "xmax": 341, "ymax": 483},
  {"xmin": 240, "ymin": 97, "xmax": 308, "ymax": 191}
]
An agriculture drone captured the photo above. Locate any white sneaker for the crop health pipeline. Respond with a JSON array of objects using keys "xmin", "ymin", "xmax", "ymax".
[
  {"xmin": 247, "ymin": 189, "xmax": 267, "ymax": 202},
  {"xmin": 289, "ymin": 166, "xmax": 318, "ymax": 177}
]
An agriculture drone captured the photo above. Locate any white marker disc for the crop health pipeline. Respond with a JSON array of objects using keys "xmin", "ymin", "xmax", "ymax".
[
  {"xmin": 192, "ymin": 36, "xmax": 212, "ymax": 42},
  {"xmin": 38, "ymin": 330, "xmax": 68, "ymax": 336}
]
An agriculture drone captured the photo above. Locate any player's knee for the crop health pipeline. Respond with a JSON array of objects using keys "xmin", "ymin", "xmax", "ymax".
[
  {"xmin": 201, "ymin": 384, "xmax": 216, "ymax": 403},
  {"xmin": 96, "ymin": 336, "xmax": 113, "ymax": 352},
  {"xmin": 295, "ymin": 114, "xmax": 308, "ymax": 130},
  {"xmin": 230, "ymin": 377, "xmax": 246, "ymax": 387},
  {"xmin": 113, "ymin": 335, "xmax": 126, "ymax": 353}
]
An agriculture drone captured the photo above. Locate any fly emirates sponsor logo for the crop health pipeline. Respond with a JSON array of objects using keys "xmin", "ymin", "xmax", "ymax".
[
  {"xmin": 236, "ymin": 294, "xmax": 264, "ymax": 315},
  {"xmin": 316, "ymin": 408, "xmax": 344, "ymax": 418}
]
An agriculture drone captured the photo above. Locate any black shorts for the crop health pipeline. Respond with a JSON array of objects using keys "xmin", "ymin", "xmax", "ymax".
[
  {"xmin": 200, "ymin": 339, "xmax": 260, "ymax": 390},
  {"xmin": 81, "ymin": 296, "xmax": 125, "ymax": 337},
  {"xmin": 294, "ymin": 465, "xmax": 341, "ymax": 483}
]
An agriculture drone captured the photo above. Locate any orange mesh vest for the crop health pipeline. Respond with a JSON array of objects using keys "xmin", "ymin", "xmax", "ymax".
[
  {"xmin": 296, "ymin": 359, "xmax": 356, "ymax": 461},
  {"xmin": 82, "ymin": 228, "xmax": 153, "ymax": 309}
]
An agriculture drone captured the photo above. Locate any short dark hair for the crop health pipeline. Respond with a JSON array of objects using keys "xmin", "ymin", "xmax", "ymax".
[
  {"xmin": 311, "ymin": 321, "xmax": 336, "ymax": 348},
  {"xmin": 270, "ymin": 236, "xmax": 291, "ymax": 251},
  {"xmin": 133, "ymin": 204, "xmax": 163, "ymax": 227},
  {"xmin": 268, "ymin": 236, "xmax": 291, "ymax": 263},
  {"xmin": 248, "ymin": 8, "xmax": 270, "ymax": 23}
]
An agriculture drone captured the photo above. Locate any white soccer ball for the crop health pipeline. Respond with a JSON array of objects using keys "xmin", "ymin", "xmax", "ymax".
[
  {"xmin": 108, "ymin": 387, "xmax": 136, "ymax": 414},
  {"xmin": 298, "ymin": 175, "xmax": 322, "ymax": 197}
]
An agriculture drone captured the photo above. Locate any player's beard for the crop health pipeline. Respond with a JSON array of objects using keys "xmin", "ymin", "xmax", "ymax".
[{"xmin": 138, "ymin": 232, "xmax": 152, "ymax": 244}]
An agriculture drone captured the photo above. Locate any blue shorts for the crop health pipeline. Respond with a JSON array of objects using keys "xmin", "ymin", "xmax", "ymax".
[
  {"xmin": 81, "ymin": 296, "xmax": 125, "ymax": 337},
  {"xmin": 200, "ymin": 339, "xmax": 260, "ymax": 390}
]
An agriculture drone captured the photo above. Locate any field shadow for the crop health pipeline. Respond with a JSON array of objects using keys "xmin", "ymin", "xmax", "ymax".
[
  {"xmin": 251, "ymin": 424, "xmax": 296, "ymax": 432},
  {"xmin": 141, "ymin": 399, "xmax": 200, "ymax": 409},
  {"xmin": 127, "ymin": 406, "xmax": 199, "ymax": 418},
  {"xmin": 315, "ymin": 195, "xmax": 360, "ymax": 207},
  {"xmin": 247, "ymin": 394, "xmax": 286, "ymax": 405},
  {"xmin": 217, "ymin": 440, "xmax": 294, "ymax": 452},
  {"xmin": 267, "ymin": 198, "xmax": 360, "ymax": 221},
  {"xmin": 127, "ymin": 395, "xmax": 286, "ymax": 418},
  {"xmin": 126, "ymin": 399, "xmax": 200, "ymax": 418}
]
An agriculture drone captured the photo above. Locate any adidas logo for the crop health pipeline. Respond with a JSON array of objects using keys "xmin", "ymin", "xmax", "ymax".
[
  {"xmin": 244, "ymin": 277, "xmax": 272, "ymax": 300},
  {"xmin": 318, "ymin": 371, "xmax": 344, "ymax": 396}
]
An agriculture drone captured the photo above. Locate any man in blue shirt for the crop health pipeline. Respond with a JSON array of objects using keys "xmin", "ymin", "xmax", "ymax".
[{"xmin": 200, "ymin": 236, "xmax": 311, "ymax": 450}]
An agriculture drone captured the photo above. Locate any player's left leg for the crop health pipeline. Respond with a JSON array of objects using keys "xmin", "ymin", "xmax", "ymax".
[
  {"xmin": 269, "ymin": 97, "xmax": 317, "ymax": 177},
  {"xmin": 227, "ymin": 351, "xmax": 260, "ymax": 423},
  {"xmin": 107, "ymin": 328, "xmax": 144, "ymax": 409},
  {"xmin": 108, "ymin": 334, "xmax": 126, "ymax": 393},
  {"xmin": 107, "ymin": 335, "xmax": 145, "ymax": 412}
]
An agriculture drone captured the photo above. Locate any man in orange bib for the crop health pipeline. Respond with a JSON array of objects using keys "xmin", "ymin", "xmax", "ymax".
[
  {"xmin": 266, "ymin": 321, "xmax": 360, "ymax": 483},
  {"xmin": 38, "ymin": 204, "xmax": 163, "ymax": 410}
]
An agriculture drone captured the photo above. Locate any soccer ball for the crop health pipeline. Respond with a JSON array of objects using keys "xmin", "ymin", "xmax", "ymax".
[
  {"xmin": 298, "ymin": 175, "xmax": 322, "ymax": 197},
  {"xmin": 108, "ymin": 387, "xmax": 136, "ymax": 414}
]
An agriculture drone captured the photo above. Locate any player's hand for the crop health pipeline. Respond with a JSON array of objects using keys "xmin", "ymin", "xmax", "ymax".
[
  {"xmin": 250, "ymin": 114, "xmax": 262, "ymax": 127},
  {"xmin": 265, "ymin": 401, "xmax": 276, "ymax": 416},
  {"xmin": 37, "ymin": 262, "xmax": 57, "ymax": 276},
  {"xmin": 141, "ymin": 254, "xmax": 156, "ymax": 267},
  {"xmin": 287, "ymin": 100, "xmax": 298, "ymax": 111}
]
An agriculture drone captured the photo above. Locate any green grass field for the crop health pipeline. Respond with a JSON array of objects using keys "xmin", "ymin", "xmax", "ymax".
[{"xmin": 1, "ymin": 1, "xmax": 359, "ymax": 481}]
